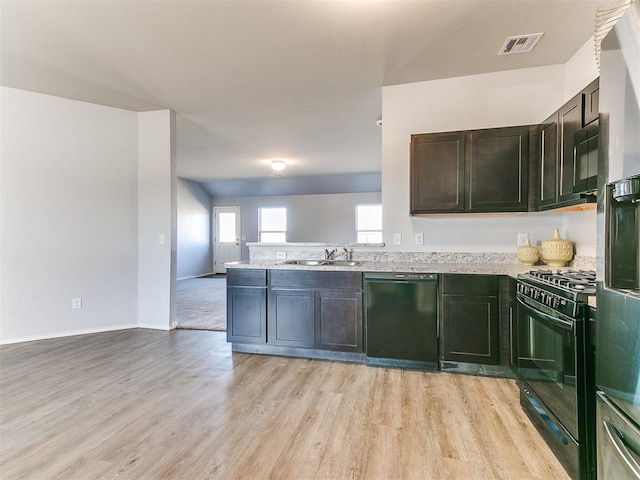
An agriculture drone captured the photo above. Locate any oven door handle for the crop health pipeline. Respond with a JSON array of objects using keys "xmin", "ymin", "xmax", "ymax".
[
  {"xmin": 517, "ymin": 296, "xmax": 574, "ymax": 331},
  {"xmin": 603, "ymin": 420, "xmax": 640, "ymax": 479}
]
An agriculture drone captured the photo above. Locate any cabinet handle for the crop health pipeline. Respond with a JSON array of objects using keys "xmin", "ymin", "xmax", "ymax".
[{"xmin": 603, "ymin": 420, "xmax": 640, "ymax": 479}]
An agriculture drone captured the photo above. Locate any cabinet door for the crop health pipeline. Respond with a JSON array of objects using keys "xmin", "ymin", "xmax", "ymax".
[
  {"xmin": 539, "ymin": 112, "xmax": 559, "ymax": 209},
  {"xmin": 558, "ymin": 93, "xmax": 583, "ymax": 204},
  {"xmin": 573, "ymin": 120, "xmax": 599, "ymax": 194},
  {"xmin": 315, "ymin": 289, "xmax": 363, "ymax": 352},
  {"xmin": 410, "ymin": 132, "xmax": 466, "ymax": 213},
  {"xmin": 227, "ymin": 286, "xmax": 267, "ymax": 344},
  {"xmin": 582, "ymin": 78, "xmax": 599, "ymax": 126},
  {"xmin": 441, "ymin": 294, "xmax": 499, "ymax": 364},
  {"xmin": 268, "ymin": 288, "xmax": 315, "ymax": 348},
  {"xmin": 469, "ymin": 126, "xmax": 529, "ymax": 212}
]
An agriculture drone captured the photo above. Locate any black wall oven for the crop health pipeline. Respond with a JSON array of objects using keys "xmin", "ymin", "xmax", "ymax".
[{"xmin": 516, "ymin": 270, "xmax": 596, "ymax": 480}]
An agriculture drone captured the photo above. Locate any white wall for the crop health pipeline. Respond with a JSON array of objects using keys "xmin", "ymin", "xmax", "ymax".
[
  {"xmin": 212, "ymin": 192, "xmax": 382, "ymax": 261},
  {"xmin": 381, "ymin": 39, "xmax": 600, "ymax": 258},
  {"xmin": 0, "ymin": 87, "xmax": 139, "ymax": 343},
  {"xmin": 177, "ymin": 178, "xmax": 212, "ymax": 279},
  {"xmin": 137, "ymin": 110, "xmax": 176, "ymax": 330},
  {"xmin": 564, "ymin": 36, "xmax": 599, "ymax": 102}
]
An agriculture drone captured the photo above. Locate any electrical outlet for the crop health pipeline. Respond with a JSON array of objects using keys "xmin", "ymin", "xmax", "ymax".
[
  {"xmin": 393, "ymin": 233, "xmax": 402, "ymax": 246},
  {"xmin": 517, "ymin": 233, "xmax": 529, "ymax": 246},
  {"xmin": 276, "ymin": 251, "xmax": 286, "ymax": 260},
  {"xmin": 71, "ymin": 297, "xmax": 82, "ymax": 309},
  {"xmin": 415, "ymin": 233, "xmax": 424, "ymax": 245}
]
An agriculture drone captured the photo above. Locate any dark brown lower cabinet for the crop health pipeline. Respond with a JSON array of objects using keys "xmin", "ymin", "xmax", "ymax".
[
  {"xmin": 268, "ymin": 288, "xmax": 315, "ymax": 348},
  {"xmin": 508, "ymin": 285, "xmax": 518, "ymax": 373},
  {"xmin": 268, "ymin": 270, "xmax": 363, "ymax": 353},
  {"xmin": 315, "ymin": 289, "xmax": 363, "ymax": 352},
  {"xmin": 229, "ymin": 269, "xmax": 364, "ymax": 354},
  {"xmin": 441, "ymin": 274, "xmax": 499, "ymax": 365},
  {"xmin": 227, "ymin": 286, "xmax": 267, "ymax": 344},
  {"xmin": 227, "ymin": 269, "xmax": 267, "ymax": 344}
]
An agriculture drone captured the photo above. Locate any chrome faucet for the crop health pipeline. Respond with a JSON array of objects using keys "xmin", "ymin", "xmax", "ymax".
[
  {"xmin": 325, "ymin": 248, "xmax": 337, "ymax": 260},
  {"xmin": 326, "ymin": 248, "xmax": 351, "ymax": 261}
]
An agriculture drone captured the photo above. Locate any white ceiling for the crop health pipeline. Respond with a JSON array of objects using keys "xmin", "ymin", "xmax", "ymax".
[{"xmin": 1, "ymin": 0, "xmax": 603, "ymax": 190}]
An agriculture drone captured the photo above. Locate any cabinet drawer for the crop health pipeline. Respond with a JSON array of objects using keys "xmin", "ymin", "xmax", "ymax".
[
  {"xmin": 440, "ymin": 274, "xmax": 498, "ymax": 295},
  {"xmin": 270, "ymin": 270, "xmax": 361, "ymax": 290},
  {"xmin": 227, "ymin": 268, "xmax": 267, "ymax": 287}
]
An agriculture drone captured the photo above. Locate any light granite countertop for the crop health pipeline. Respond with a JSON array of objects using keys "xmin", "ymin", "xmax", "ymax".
[{"xmin": 225, "ymin": 260, "xmax": 576, "ymax": 278}]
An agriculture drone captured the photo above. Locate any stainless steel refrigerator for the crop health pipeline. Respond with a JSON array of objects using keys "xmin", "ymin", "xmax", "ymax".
[{"xmin": 596, "ymin": 2, "xmax": 640, "ymax": 479}]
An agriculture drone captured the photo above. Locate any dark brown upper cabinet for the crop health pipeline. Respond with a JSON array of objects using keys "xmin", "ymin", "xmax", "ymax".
[
  {"xmin": 539, "ymin": 77, "xmax": 599, "ymax": 211},
  {"xmin": 410, "ymin": 132, "xmax": 466, "ymax": 213},
  {"xmin": 558, "ymin": 92, "xmax": 583, "ymax": 205},
  {"xmin": 582, "ymin": 77, "xmax": 599, "ymax": 126},
  {"xmin": 410, "ymin": 126, "xmax": 531, "ymax": 214},
  {"xmin": 539, "ymin": 112, "xmax": 560, "ymax": 208},
  {"xmin": 469, "ymin": 127, "xmax": 530, "ymax": 212}
]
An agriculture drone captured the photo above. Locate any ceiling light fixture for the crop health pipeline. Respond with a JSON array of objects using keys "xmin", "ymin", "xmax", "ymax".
[{"xmin": 271, "ymin": 160, "xmax": 286, "ymax": 172}]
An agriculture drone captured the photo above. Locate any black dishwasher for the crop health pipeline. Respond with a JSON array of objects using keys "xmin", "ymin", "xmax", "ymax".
[{"xmin": 364, "ymin": 273, "xmax": 438, "ymax": 370}]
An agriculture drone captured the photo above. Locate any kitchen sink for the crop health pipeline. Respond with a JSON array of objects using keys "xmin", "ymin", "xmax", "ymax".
[
  {"xmin": 279, "ymin": 259, "xmax": 362, "ymax": 267},
  {"xmin": 324, "ymin": 260, "xmax": 362, "ymax": 266},
  {"xmin": 280, "ymin": 260, "xmax": 327, "ymax": 266}
]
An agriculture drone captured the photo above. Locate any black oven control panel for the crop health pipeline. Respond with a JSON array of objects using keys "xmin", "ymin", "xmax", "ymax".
[
  {"xmin": 516, "ymin": 270, "xmax": 595, "ymax": 319},
  {"xmin": 517, "ymin": 289, "xmax": 579, "ymax": 319}
]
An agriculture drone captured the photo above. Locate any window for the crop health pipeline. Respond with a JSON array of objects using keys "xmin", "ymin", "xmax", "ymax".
[
  {"xmin": 259, "ymin": 207, "xmax": 287, "ymax": 242},
  {"xmin": 356, "ymin": 204, "xmax": 382, "ymax": 243},
  {"xmin": 218, "ymin": 212, "xmax": 237, "ymax": 243}
]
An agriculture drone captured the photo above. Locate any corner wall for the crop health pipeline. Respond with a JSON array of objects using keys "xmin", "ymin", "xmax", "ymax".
[
  {"xmin": 0, "ymin": 87, "xmax": 139, "ymax": 343},
  {"xmin": 137, "ymin": 110, "xmax": 176, "ymax": 330}
]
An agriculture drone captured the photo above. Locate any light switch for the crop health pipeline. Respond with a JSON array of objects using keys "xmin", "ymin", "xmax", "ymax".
[
  {"xmin": 158, "ymin": 234, "xmax": 165, "ymax": 245},
  {"xmin": 393, "ymin": 233, "xmax": 402, "ymax": 246},
  {"xmin": 415, "ymin": 233, "xmax": 424, "ymax": 245}
]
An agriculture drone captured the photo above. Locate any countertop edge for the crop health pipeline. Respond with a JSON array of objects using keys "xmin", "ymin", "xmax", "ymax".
[{"xmin": 224, "ymin": 260, "xmax": 558, "ymax": 278}]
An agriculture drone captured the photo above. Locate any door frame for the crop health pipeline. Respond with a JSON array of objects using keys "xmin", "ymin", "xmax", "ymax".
[{"xmin": 213, "ymin": 206, "xmax": 242, "ymax": 274}]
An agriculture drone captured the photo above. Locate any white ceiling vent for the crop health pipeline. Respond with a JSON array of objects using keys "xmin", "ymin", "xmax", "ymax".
[{"xmin": 498, "ymin": 33, "xmax": 544, "ymax": 55}]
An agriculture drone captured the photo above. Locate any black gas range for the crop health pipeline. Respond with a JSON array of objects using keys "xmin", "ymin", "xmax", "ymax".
[
  {"xmin": 517, "ymin": 269, "xmax": 595, "ymax": 318},
  {"xmin": 515, "ymin": 269, "xmax": 596, "ymax": 480}
]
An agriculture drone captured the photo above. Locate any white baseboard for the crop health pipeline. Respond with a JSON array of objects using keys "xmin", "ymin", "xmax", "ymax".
[
  {"xmin": 137, "ymin": 324, "xmax": 171, "ymax": 331},
  {"xmin": 0, "ymin": 323, "xmax": 139, "ymax": 345},
  {"xmin": 177, "ymin": 272, "xmax": 216, "ymax": 281}
]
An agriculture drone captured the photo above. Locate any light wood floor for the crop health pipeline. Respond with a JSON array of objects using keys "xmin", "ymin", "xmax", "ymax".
[{"xmin": 0, "ymin": 329, "xmax": 569, "ymax": 480}]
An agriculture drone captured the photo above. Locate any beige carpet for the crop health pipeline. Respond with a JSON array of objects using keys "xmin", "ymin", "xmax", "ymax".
[{"xmin": 176, "ymin": 275, "xmax": 226, "ymax": 331}]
